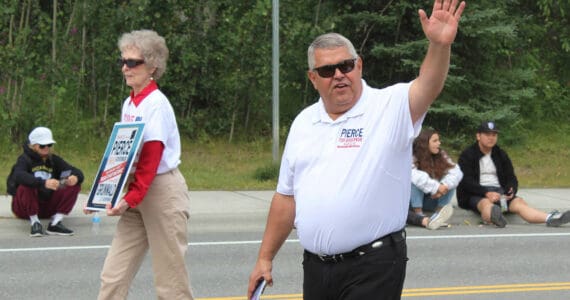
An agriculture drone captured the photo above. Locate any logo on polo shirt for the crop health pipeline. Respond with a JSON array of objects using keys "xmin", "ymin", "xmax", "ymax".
[
  {"xmin": 122, "ymin": 115, "xmax": 143, "ymax": 122},
  {"xmin": 337, "ymin": 127, "xmax": 364, "ymax": 148},
  {"xmin": 123, "ymin": 114, "xmax": 135, "ymax": 122}
]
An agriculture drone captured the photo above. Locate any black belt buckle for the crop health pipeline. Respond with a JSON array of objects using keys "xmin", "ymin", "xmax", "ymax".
[
  {"xmin": 317, "ymin": 249, "xmax": 365, "ymax": 263},
  {"xmin": 318, "ymin": 254, "xmax": 343, "ymax": 263},
  {"xmin": 310, "ymin": 229, "xmax": 405, "ymax": 264}
]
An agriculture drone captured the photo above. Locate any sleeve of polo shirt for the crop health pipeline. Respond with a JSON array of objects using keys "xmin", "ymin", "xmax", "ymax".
[
  {"xmin": 276, "ymin": 118, "xmax": 300, "ymax": 196},
  {"xmin": 123, "ymin": 141, "xmax": 164, "ymax": 208},
  {"xmin": 385, "ymin": 82, "xmax": 421, "ymax": 149},
  {"xmin": 276, "ymin": 142, "xmax": 293, "ymax": 195}
]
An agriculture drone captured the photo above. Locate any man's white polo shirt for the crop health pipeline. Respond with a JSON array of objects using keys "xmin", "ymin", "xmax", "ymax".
[{"xmin": 277, "ymin": 80, "xmax": 423, "ymax": 255}]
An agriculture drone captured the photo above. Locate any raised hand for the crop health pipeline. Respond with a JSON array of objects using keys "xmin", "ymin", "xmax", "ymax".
[{"xmin": 418, "ymin": 0, "xmax": 466, "ymax": 45}]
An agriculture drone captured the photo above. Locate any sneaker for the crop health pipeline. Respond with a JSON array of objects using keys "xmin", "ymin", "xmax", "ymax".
[
  {"xmin": 427, "ymin": 204, "xmax": 454, "ymax": 230},
  {"xmin": 546, "ymin": 210, "xmax": 570, "ymax": 227},
  {"xmin": 46, "ymin": 222, "xmax": 74, "ymax": 236},
  {"xmin": 407, "ymin": 211, "xmax": 426, "ymax": 227},
  {"xmin": 30, "ymin": 222, "xmax": 43, "ymax": 237},
  {"xmin": 490, "ymin": 205, "xmax": 507, "ymax": 228}
]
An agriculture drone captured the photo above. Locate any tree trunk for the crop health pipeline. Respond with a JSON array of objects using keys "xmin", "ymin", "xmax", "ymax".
[
  {"xmin": 65, "ymin": 0, "xmax": 77, "ymax": 37},
  {"xmin": 229, "ymin": 110, "xmax": 236, "ymax": 143},
  {"xmin": 51, "ymin": 0, "xmax": 58, "ymax": 117},
  {"xmin": 76, "ymin": 0, "xmax": 87, "ymax": 113},
  {"xmin": 91, "ymin": 51, "xmax": 97, "ymax": 119},
  {"xmin": 52, "ymin": 0, "xmax": 57, "ymax": 64}
]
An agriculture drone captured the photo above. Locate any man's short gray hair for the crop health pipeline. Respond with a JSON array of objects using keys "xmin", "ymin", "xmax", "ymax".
[
  {"xmin": 307, "ymin": 33, "xmax": 358, "ymax": 70},
  {"xmin": 118, "ymin": 29, "xmax": 169, "ymax": 80}
]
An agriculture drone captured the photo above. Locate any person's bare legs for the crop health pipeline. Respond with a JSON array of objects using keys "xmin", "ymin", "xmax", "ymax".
[
  {"xmin": 477, "ymin": 198, "xmax": 506, "ymax": 227},
  {"xmin": 508, "ymin": 197, "xmax": 548, "ymax": 223},
  {"xmin": 476, "ymin": 198, "xmax": 495, "ymax": 223}
]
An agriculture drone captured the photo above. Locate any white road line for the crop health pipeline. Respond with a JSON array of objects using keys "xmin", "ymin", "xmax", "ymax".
[
  {"xmin": 1, "ymin": 232, "xmax": 570, "ymax": 253},
  {"xmin": 408, "ymin": 232, "xmax": 570, "ymax": 239}
]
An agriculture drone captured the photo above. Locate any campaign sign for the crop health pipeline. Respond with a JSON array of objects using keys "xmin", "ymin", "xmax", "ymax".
[{"xmin": 86, "ymin": 122, "xmax": 145, "ymax": 211}]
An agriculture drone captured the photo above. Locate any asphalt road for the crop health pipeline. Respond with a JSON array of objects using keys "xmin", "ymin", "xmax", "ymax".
[{"xmin": 1, "ymin": 190, "xmax": 570, "ymax": 299}]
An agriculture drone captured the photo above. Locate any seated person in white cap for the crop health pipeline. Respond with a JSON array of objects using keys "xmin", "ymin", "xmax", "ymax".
[{"xmin": 10, "ymin": 126, "xmax": 84, "ymax": 237}]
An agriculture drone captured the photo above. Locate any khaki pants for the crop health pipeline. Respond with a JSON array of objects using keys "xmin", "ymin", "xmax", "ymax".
[{"xmin": 98, "ymin": 169, "xmax": 193, "ymax": 300}]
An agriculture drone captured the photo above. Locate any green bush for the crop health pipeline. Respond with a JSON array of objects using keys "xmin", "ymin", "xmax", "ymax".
[{"xmin": 253, "ymin": 163, "xmax": 280, "ymax": 182}]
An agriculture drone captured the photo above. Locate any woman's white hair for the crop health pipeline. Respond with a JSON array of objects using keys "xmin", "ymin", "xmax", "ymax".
[{"xmin": 118, "ymin": 29, "xmax": 169, "ymax": 80}]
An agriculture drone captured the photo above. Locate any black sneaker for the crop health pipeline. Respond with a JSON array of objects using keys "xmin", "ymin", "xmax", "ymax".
[
  {"xmin": 490, "ymin": 205, "xmax": 507, "ymax": 228},
  {"xmin": 46, "ymin": 222, "xmax": 74, "ymax": 236},
  {"xmin": 30, "ymin": 222, "xmax": 43, "ymax": 237},
  {"xmin": 546, "ymin": 210, "xmax": 570, "ymax": 227}
]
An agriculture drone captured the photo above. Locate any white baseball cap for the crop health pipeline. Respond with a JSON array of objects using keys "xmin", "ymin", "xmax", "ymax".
[{"xmin": 28, "ymin": 127, "xmax": 56, "ymax": 145}]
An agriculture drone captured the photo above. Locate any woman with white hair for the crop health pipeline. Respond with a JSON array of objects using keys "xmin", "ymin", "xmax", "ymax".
[{"xmin": 93, "ymin": 30, "xmax": 193, "ymax": 299}]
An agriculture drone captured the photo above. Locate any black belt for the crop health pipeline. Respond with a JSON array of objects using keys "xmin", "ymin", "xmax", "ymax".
[{"xmin": 304, "ymin": 229, "xmax": 406, "ymax": 263}]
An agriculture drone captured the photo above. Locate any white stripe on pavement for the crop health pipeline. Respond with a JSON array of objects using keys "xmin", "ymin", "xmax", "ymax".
[{"xmin": 1, "ymin": 232, "xmax": 570, "ymax": 253}]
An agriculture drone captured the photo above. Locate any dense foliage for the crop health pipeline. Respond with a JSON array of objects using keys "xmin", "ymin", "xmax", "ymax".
[{"xmin": 1, "ymin": 0, "xmax": 568, "ymax": 148}]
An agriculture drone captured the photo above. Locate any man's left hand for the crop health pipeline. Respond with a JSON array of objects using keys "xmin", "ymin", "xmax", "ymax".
[{"xmin": 419, "ymin": 0, "xmax": 466, "ymax": 45}]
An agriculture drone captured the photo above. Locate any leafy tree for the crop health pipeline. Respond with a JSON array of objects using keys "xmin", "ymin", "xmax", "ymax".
[{"xmin": 0, "ymin": 0, "xmax": 568, "ymax": 148}]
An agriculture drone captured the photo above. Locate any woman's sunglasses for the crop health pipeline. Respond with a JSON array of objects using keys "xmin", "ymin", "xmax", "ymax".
[
  {"xmin": 313, "ymin": 58, "xmax": 357, "ymax": 78},
  {"xmin": 39, "ymin": 144, "xmax": 53, "ymax": 149},
  {"xmin": 117, "ymin": 58, "xmax": 145, "ymax": 68}
]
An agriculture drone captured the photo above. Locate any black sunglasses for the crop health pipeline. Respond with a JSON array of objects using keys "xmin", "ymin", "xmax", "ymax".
[
  {"xmin": 313, "ymin": 58, "xmax": 357, "ymax": 78},
  {"xmin": 39, "ymin": 144, "xmax": 53, "ymax": 149},
  {"xmin": 117, "ymin": 58, "xmax": 145, "ymax": 68}
]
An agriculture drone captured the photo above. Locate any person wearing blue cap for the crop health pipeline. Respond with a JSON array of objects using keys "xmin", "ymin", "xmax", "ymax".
[
  {"xmin": 10, "ymin": 126, "xmax": 84, "ymax": 237},
  {"xmin": 457, "ymin": 121, "xmax": 570, "ymax": 227}
]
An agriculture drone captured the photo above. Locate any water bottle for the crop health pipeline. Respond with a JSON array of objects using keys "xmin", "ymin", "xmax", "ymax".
[
  {"xmin": 91, "ymin": 212, "xmax": 101, "ymax": 235},
  {"xmin": 500, "ymin": 195, "xmax": 508, "ymax": 212}
]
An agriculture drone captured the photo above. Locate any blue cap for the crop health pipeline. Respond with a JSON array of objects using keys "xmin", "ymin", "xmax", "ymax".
[{"xmin": 478, "ymin": 121, "xmax": 499, "ymax": 133}]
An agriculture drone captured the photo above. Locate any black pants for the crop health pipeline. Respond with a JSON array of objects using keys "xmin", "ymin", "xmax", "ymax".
[{"xmin": 302, "ymin": 231, "xmax": 408, "ymax": 300}]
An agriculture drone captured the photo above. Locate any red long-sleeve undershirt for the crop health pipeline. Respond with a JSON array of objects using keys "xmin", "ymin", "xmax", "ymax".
[{"xmin": 123, "ymin": 140, "xmax": 164, "ymax": 208}]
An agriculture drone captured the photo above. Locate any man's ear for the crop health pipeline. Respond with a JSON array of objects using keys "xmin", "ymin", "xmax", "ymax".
[{"xmin": 307, "ymin": 71, "xmax": 318, "ymax": 89}]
